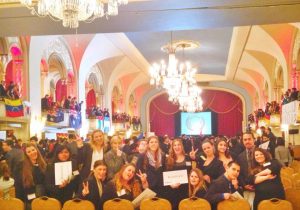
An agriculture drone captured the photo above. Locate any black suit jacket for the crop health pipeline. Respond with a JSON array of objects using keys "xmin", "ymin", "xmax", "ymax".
[
  {"xmin": 77, "ymin": 144, "xmax": 106, "ymax": 181},
  {"xmin": 205, "ymin": 175, "xmax": 243, "ymax": 210},
  {"xmin": 78, "ymin": 175, "xmax": 107, "ymax": 210},
  {"xmin": 237, "ymin": 150, "xmax": 251, "ymax": 187}
]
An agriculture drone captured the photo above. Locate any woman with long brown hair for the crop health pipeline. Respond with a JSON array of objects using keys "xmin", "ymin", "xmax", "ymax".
[
  {"xmin": 105, "ymin": 163, "xmax": 148, "ymax": 201},
  {"xmin": 249, "ymin": 148, "xmax": 285, "ymax": 210},
  {"xmin": 78, "ymin": 129, "xmax": 107, "ymax": 181},
  {"xmin": 165, "ymin": 138, "xmax": 192, "ymax": 210},
  {"xmin": 136, "ymin": 136, "xmax": 165, "ymax": 197},
  {"xmin": 215, "ymin": 137, "xmax": 233, "ymax": 167},
  {"xmin": 188, "ymin": 168, "xmax": 207, "ymax": 198},
  {"xmin": 21, "ymin": 143, "xmax": 47, "ymax": 210}
]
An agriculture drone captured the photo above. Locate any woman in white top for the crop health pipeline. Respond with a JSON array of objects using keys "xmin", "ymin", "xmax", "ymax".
[
  {"xmin": 78, "ymin": 130, "xmax": 107, "ymax": 181},
  {"xmin": 275, "ymin": 137, "xmax": 293, "ymax": 166},
  {"xmin": 0, "ymin": 162, "xmax": 14, "ymax": 199}
]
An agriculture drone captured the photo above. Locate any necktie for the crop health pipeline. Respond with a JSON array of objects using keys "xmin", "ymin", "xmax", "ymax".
[{"xmin": 247, "ymin": 149, "xmax": 252, "ymax": 172}]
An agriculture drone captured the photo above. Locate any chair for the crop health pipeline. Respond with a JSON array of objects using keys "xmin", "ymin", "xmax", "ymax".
[
  {"xmin": 63, "ymin": 198, "xmax": 95, "ymax": 210},
  {"xmin": 290, "ymin": 160, "xmax": 300, "ymax": 172},
  {"xmin": 32, "ymin": 196, "xmax": 61, "ymax": 210},
  {"xmin": 140, "ymin": 197, "xmax": 172, "ymax": 210},
  {"xmin": 0, "ymin": 197, "xmax": 25, "ymax": 210},
  {"xmin": 280, "ymin": 167, "xmax": 295, "ymax": 177},
  {"xmin": 292, "ymin": 173, "xmax": 300, "ymax": 189},
  {"xmin": 103, "ymin": 198, "xmax": 134, "ymax": 210},
  {"xmin": 0, "ymin": 186, "xmax": 15, "ymax": 199},
  {"xmin": 281, "ymin": 176, "xmax": 293, "ymax": 190},
  {"xmin": 217, "ymin": 199, "xmax": 250, "ymax": 210},
  {"xmin": 285, "ymin": 188, "xmax": 300, "ymax": 210},
  {"xmin": 179, "ymin": 197, "xmax": 211, "ymax": 210},
  {"xmin": 258, "ymin": 198, "xmax": 293, "ymax": 210}
]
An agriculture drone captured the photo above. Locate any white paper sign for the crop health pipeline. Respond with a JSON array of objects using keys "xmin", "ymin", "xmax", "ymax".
[
  {"xmin": 259, "ymin": 141, "xmax": 270, "ymax": 150},
  {"xmin": 163, "ymin": 169, "xmax": 188, "ymax": 186},
  {"xmin": 55, "ymin": 161, "xmax": 72, "ymax": 185},
  {"xmin": 132, "ymin": 188, "xmax": 156, "ymax": 208}
]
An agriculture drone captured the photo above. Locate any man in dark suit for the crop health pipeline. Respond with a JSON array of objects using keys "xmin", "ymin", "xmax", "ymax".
[
  {"xmin": 205, "ymin": 161, "xmax": 243, "ymax": 210},
  {"xmin": 237, "ymin": 132, "xmax": 256, "ymax": 209},
  {"xmin": 0, "ymin": 80, "xmax": 6, "ymax": 97},
  {"xmin": 2, "ymin": 140, "xmax": 24, "ymax": 199}
]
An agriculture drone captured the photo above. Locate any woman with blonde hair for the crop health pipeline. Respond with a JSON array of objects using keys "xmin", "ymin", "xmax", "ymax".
[
  {"xmin": 104, "ymin": 135, "xmax": 127, "ymax": 180},
  {"xmin": 188, "ymin": 168, "xmax": 207, "ymax": 198},
  {"xmin": 78, "ymin": 129, "xmax": 107, "ymax": 181},
  {"xmin": 137, "ymin": 136, "xmax": 165, "ymax": 197},
  {"xmin": 165, "ymin": 138, "xmax": 192, "ymax": 210},
  {"xmin": 21, "ymin": 143, "xmax": 47, "ymax": 209},
  {"xmin": 105, "ymin": 163, "xmax": 148, "ymax": 201}
]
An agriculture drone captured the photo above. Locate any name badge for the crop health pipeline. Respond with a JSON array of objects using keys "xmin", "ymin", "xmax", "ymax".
[
  {"xmin": 263, "ymin": 162, "xmax": 271, "ymax": 167},
  {"xmin": 27, "ymin": 193, "xmax": 36, "ymax": 200},
  {"xmin": 200, "ymin": 155, "xmax": 207, "ymax": 161},
  {"xmin": 73, "ymin": 170, "xmax": 80, "ymax": 176},
  {"xmin": 186, "ymin": 161, "xmax": 192, "ymax": 166},
  {"xmin": 117, "ymin": 189, "xmax": 126, "ymax": 197}
]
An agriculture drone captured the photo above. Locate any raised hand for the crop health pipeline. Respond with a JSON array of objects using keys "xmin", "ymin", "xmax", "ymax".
[
  {"xmin": 116, "ymin": 149, "xmax": 122, "ymax": 157},
  {"xmin": 136, "ymin": 170, "xmax": 148, "ymax": 189},
  {"xmin": 189, "ymin": 146, "xmax": 199, "ymax": 160},
  {"xmin": 231, "ymin": 179, "xmax": 239, "ymax": 189},
  {"xmin": 82, "ymin": 181, "xmax": 89, "ymax": 196}
]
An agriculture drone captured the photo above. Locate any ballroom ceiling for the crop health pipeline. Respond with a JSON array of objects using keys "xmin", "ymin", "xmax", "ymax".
[{"xmin": 1, "ymin": 0, "xmax": 300, "ymax": 113}]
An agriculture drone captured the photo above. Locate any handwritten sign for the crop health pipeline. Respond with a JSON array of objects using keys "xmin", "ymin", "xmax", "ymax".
[
  {"xmin": 163, "ymin": 169, "xmax": 188, "ymax": 186},
  {"xmin": 54, "ymin": 161, "xmax": 72, "ymax": 185}
]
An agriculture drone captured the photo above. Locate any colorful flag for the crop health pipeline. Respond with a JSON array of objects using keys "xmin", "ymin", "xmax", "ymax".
[{"xmin": 4, "ymin": 99, "xmax": 24, "ymax": 117}]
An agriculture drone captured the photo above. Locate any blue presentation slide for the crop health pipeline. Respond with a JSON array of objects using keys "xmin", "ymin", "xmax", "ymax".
[{"xmin": 181, "ymin": 112, "xmax": 212, "ymax": 135}]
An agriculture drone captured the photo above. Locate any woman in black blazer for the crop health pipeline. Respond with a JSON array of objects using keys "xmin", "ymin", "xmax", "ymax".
[
  {"xmin": 136, "ymin": 136, "xmax": 165, "ymax": 197},
  {"xmin": 45, "ymin": 145, "xmax": 79, "ymax": 205},
  {"xmin": 164, "ymin": 138, "xmax": 192, "ymax": 210},
  {"xmin": 78, "ymin": 160, "xmax": 108, "ymax": 210},
  {"xmin": 77, "ymin": 130, "xmax": 107, "ymax": 181}
]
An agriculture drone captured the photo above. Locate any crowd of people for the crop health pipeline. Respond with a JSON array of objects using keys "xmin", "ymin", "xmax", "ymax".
[
  {"xmin": 86, "ymin": 107, "xmax": 110, "ymax": 119},
  {"xmin": 0, "ymin": 128, "xmax": 294, "ymax": 210},
  {"xmin": 41, "ymin": 95, "xmax": 83, "ymax": 113},
  {"xmin": 0, "ymin": 80, "xmax": 20, "ymax": 100},
  {"xmin": 282, "ymin": 87, "xmax": 300, "ymax": 105}
]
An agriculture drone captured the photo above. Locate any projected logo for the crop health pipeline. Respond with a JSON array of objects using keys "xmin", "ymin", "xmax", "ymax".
[{"xmin": 186, "ymin": 115, "xmax": 205, "ymax": 133}]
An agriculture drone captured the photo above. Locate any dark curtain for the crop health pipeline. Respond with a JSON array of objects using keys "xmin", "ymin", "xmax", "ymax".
[{"xmin": 149, "ymin": 90, "xmax": 243, "ymax": 137}]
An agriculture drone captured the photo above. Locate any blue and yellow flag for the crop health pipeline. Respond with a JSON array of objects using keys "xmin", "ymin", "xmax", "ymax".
[{"xmin": 4, "ymin": 98, "xmax": 24, "ymax": 117}]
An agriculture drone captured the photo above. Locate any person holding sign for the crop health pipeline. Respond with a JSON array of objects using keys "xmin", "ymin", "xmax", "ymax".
[
  {"xmin": 137, "ymin": 136, "xmax": 165, "ymax": 197},
  {"xmin": 188, "ymin": 168, "xmax": 207, "ymax": 198},
  {"xmin": 78, "ymin": 160, "xmax": 108, "ymax": 210},
  {"xmin": 249, "ymin": 148, "xmax": 285, "ymax": 210},
  {"xmin": 205, "ymin": 161, "xmax": 243, "ymax": 210},
  {"xmin": 45, "ymin": 145, "xmax": 80, "ymax": 205},
  {"xmin": 105, "ymin": 163, "xmax": 148, "ymax": 201},
  {"xmin": 164, "ymin": 138, "xmax": 192, "ymax": 210},
  {"xmin": 20, "ymin": 144, "xmax": 47, "ymax": 210}
]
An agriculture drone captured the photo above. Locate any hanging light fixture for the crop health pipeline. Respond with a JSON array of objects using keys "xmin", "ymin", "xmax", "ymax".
[
  {"xmin": 149, "ymin": 35, "xmax": 203, "ymax": 112},
  {"xmin": 19, "ymin": 0, "xmax": 129, "ymax": 28}
]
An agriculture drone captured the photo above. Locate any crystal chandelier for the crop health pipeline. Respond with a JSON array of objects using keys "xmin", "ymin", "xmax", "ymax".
[
  {"xmin": 19, "ymin": 0, "xmax": 129, "ymax": 28},
  {"xmin": 149, "ymin": 38, "xmax": 203, "ymax": 112}
]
